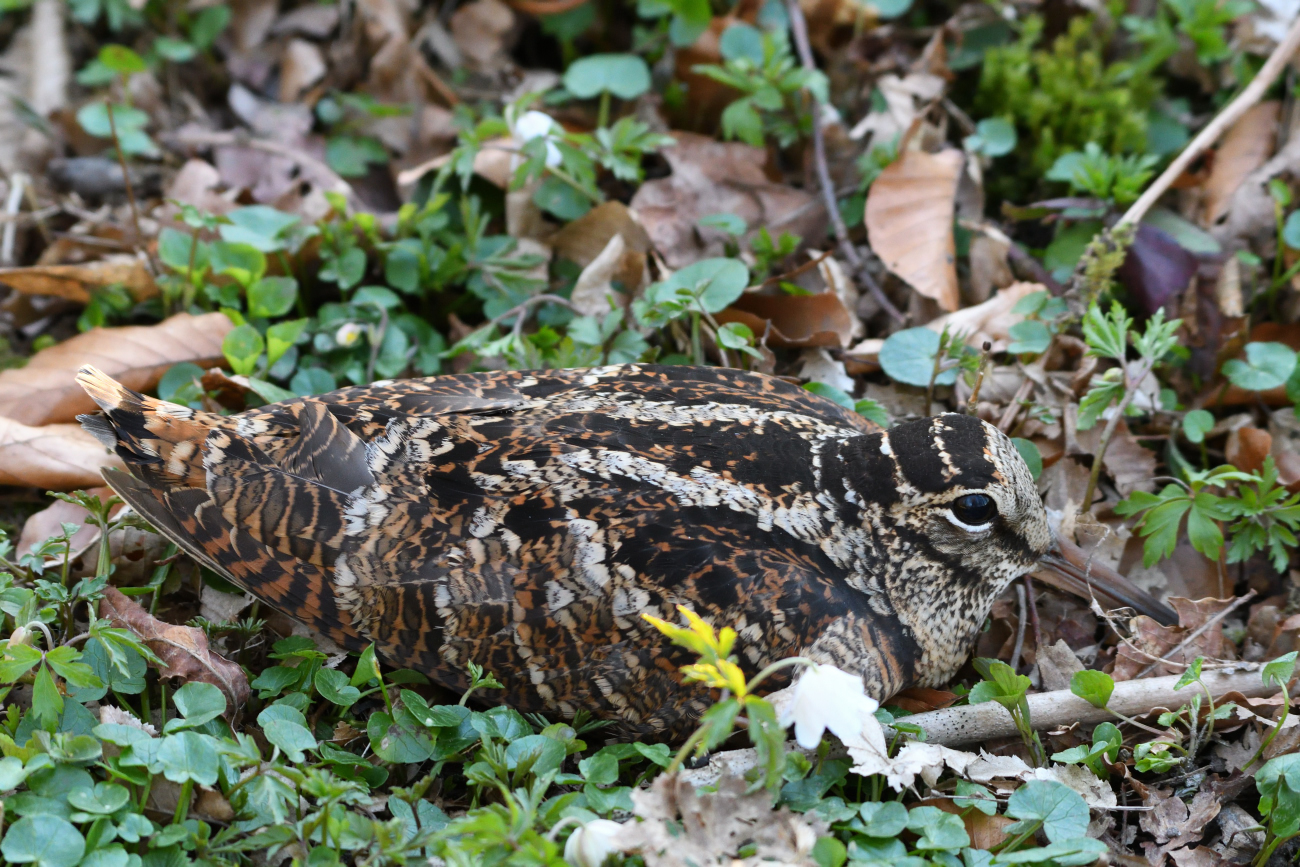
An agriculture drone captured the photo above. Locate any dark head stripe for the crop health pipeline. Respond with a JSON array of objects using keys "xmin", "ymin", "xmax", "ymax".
[{"xmin": 891, "ymin": 414, "xmax": 997, "ymax": 493}]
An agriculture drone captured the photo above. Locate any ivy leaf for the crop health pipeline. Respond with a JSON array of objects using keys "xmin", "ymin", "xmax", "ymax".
[
  {"xmin": 156, "ymin": 732, "xmax": 219, "ymax": 785},
  {"xmin": 168, "ymin": 682, "xmax": 226, "ymax": 730},
  {"xmin": 258, "ymin": 705, "xmax": 318, "ymax": 763},
  {"xmin": 879, "ymin": 328, "xmax": 957, "ymax": 388},
  {"xmin": 1005, "ymin": 780, "xmax": 1089, "ymax": 843},
  {"xmin": 1264, "ymin": 651, "xmax": 1299, "ymax": 688},
  {"xmin": 0, "ymin": 815, "xmax": 85, "ymax": 867},
  {"xmin": 314, "ymin": 668, "xmax": 361, "ymax": 707},
  {"xmin": 1182, "ymin": 409, "xmax": 1214, "ymax": 443}
]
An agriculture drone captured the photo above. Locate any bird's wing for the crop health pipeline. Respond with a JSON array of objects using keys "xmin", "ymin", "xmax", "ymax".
[{"xmin": 79, "ymin": 363, "xmax": 880, "ymax": 730}]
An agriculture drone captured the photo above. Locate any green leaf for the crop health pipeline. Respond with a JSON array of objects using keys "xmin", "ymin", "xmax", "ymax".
[
  {"xmin": 879, "ymin": 328, "xmax": 957, "ymax": 387},
  {"xmin": 98, "ymin": 44, "xmax": 147, "ymax": 74},
  {"xmin": 532, "ymin": 176, "xmax": 592, "ymax": 221},
  {"xmin": 1069, "ymin": 670, "xmax": 1114, "ymax": 709},
  {"xmin": 699, "ymin": 212, "xmax": 748, "ymax": 236},
  {"xmin": 156, "ymin": 732, "xmax": 219, "ymax": 785},
  {"xmin": 649, "ymin": 258, "xmax": 750, "ymax": 315},
  {"xmin": 1005, "ymin": 780, "xmax": 1089, "ymax": 843},
  {"xmin": 31, "ymin": 664, "xmax": 63, "ymax": 727},
  {"xmin": 367, "ymin": 710, "xmax": 435, "ymax": 764},
  {"xmin": 563, "ymin": 53, "xmax": 652, "ymax": 99},
  {"xmin": 906, "ymin": 805, "xmax": 969, "ymax": 850},
  {"xmin": 967, "ymin": 117, "xmax": 1017, "ymax": 157},
  {"xmin": 1264, "ymin": 651, "xmax": 1299, "ymax": 688},
  {"xmin": 1082, "ymin": 301, "xmax": 1130, "ymax": 362},
  {"xmin": 870, "ymin": 0, "xmax": 913, "ymax": 18},
  {"xmin": 247, "ymin": 276, "xmax": 298, "ymax": 319},
  {"xmin": 219, "ymin": 206, "xmax": 300, "ymax": 252},
  {"xmin": 1174, "ymin": 656, "xmax": 1205, "ymax": 691},
  {"xmin": 257, "ymin": 705, "xmax": 317, "ymax": 763},
  {"xmin": 1007, "ymin": 319, "xmax": 1051, "ymax": 355},
  {"xmin": 504, "ymin": 734, "xmax": 567, "ymax": 776},
  {"xmin": 1183, "ymin": 409, "xmax": 1214, "ymax": 444},
  {"xmin": 858, "ymin": 801, "xmax": 908, "ymax": 837},
  {"xmin": 170, "ymin": 682, "xmax": 226, "ymax": 728},
  {"xmin": 267, "ymin": 318, "xmax": 308, "ymax": 368},
  {"xmin": 803, "ymin": 381, "xmax": 854, "ymax": 410},
  {"xmin": 223, "ymin": 324, "xmax": 264, "ymax": 376},
  {"xmin": 812, "ymin": 836, "xmax": 847, "ymax": 867},
  {"xmin": 1284, "ymin": 211, "xmax": 1300, "ymax": 250},
  {"xmin": 1011, "ymin": 438, "xmax": 1042, "ymax": 481},
  {"xmin": 314, "ymin": 668, "xmax": 361, "ymax": 707},
  {"xmin": 0, "ymin": 643, "xmax": 42, "ymax": 683},
  {"xmin": 1224, "ymin": 342, "xmax": 1298, "ymax": 391},
  {"xmin": 854, "ymin": 398, "xmax": 889, "ymax": 428},
  {"xmin": 153, "ymin": 36, "xmax": 196, "ymax": 62},
  {"xmin": 66, "ymin": 782, "xmax": 130, "ymax": 815},
  {"xmin": 579, "ymin": 750, "xmax": 621, "ymax": 786},
  {"xmin": 0, "ymin": 815, "xmax": 85, "ymax": 867}
]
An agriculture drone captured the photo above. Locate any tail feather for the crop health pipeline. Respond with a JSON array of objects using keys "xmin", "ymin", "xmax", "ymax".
[{"xmin": 76, "ymin": 365, "xmax": 219, "ymax": 486}]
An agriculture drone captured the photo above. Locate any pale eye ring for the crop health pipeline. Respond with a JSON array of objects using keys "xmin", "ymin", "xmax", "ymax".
[{"xmin": 951, "ymin": 493, "xmax": 997, "ymax": 527}]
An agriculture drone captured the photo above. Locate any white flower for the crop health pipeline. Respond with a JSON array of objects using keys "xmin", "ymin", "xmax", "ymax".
[
  {"xmin": 779, "ymin": 663, "xmax": 881, "ymax": 750},
  {"xmin": 335, "ymin": 322, "xmax": 363, "ymax": 348},
  {"xmin": 564, "ymin": 818, "xmax": 626, "ymax": 867},
  {"xmin": 512, "ymin": 109, "xmax": 562, "ymax": 168}
]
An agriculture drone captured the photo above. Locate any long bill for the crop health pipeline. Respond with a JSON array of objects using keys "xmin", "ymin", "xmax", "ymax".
[{"xmin": 1032, "ymin": 536, "xmax": 1178, "ymax": 626}]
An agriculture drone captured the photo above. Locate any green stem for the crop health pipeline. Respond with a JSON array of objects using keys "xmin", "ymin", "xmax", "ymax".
[
  {"xmin": 545, "ymin": 165, "xmax": 601, "ymax": 203},
  {"xmin": 746, "ymin": 657, "xmax": 813, "ymax": 693},
  {"xmin": 691, "ymin": 313, "xmax": 703, "ymax": 366},
  {"xmin": 667, "ymin": 727, "xmax": 709, "ymax": 775},
  {"xmin": 1245, "ymin": 684, "xmax": 1290, "ymax": 771},
  {"xmin": 173, "ymin": 778, "xmax": 193, "ymax": 825},
  {"xmin": 1081, "ymin": 357, "xmax": 1156, "ymax": 513}
]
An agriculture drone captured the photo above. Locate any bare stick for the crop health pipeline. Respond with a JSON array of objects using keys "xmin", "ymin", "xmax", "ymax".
[
  {"xmin": 1134, "ymin": 589, "xmax": 1257, "ymax": 678},
  {"xmin": 1, "ymin": 173, "xmax": 26, "ymax": 266},
  {"xmin": 1080, "ymin": 357, "xmax": 1155, "ymax": 513},
  {"xmin": 1119, "ymin": 16, "xmax": 1300, "ymax": 228},
  {"xmin": 784, "ymin": 0, "xmax": 905, "ymax": 324}
]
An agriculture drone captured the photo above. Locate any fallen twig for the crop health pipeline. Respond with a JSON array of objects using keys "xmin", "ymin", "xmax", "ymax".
[
  {"xmin": 784, "ymin": 0, "xmax": 906, "ymax": 324},
  {"xmin": 1119, "ymin": 16, "xmax": 1300, "ymax": 228},
  {"xmin": 909, "ymin": 667, "xmax": 1274, "ymax": 745}
]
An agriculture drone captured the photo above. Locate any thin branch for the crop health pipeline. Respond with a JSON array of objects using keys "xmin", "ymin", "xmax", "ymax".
[
  {"xmin": 1119, "ymin": 16, "xmax": 1300, "ymax": 228},
  {"xmin": 1080, "ymin": 357, "xmax": 1156, "ymax": 513},
  {"xmin": 1009, "ymin": 581, "xmax": 1028, "ymax": 671},
  {"xmin": 1134, "ymin": 589, "xmax": 1257, "ymax": 678},
  {"xmin": 784, "ymin": 0, "xmax": 906, "ymax": 324}
]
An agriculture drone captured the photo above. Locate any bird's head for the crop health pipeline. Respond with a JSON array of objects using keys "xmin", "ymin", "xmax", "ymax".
[
  {"xmin": 849, "ymin": 413, "xmax": 1050, "ymax": 599},
  {"xmin": 836, "ymin": 413, "xmax": 1173, "ymax": 685}
]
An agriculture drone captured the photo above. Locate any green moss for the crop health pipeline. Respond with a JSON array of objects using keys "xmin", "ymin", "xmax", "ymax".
[{"xmin": 975, "ymin": 15, "xmax": 1160, "ymax": 198}]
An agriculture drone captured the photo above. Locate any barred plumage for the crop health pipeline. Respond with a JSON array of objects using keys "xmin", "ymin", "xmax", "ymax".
[{"xmin": 78, "ymin": 363, "xmax": 1051, "ymax": 736}]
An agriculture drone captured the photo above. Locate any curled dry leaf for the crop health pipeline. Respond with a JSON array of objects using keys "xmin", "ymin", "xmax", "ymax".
[
  {"xmin": 0, "ymin": 311, "xmax": 232, "ymax": 425},
  {"xmin": 866, "ymin": 149, "xmax": 964, "ymax": 311},
  {"xmin": 0, "ymin": 415, "xmax": 118, "ymax": 489},
  {"xmin": 716, "ymin": 290, "xmax": 856, "ymax": 348},
  {"xmin": 548, "ymin": 201, "xmax": 652, "ymax": 268},
  {"xmin": 0, "ymin": 256, "xmax": 157, "ymax": 304},
  {"xmin": 99, "ymin": 586, "xmax": 251, "ymax": 714},
  {"xmin": 1203, "ymin": 101, "xmax": 1279, "ymax": 226}
]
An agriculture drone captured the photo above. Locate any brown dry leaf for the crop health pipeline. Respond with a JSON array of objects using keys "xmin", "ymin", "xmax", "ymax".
[
  {"xmin": 1203, "ymin": 101, "xmax": 1279, "ymax": 225},
  {"xmin": 0, "ymin": 311, "xmax": 232, "ymax": 425},
  {"xmin": 549, "ymin": 201, "xmax": 652, "ymax": 267},
  {"xmin": 890, "ymin": 687, "xmax": 957, "ymax": 712},
  {"xmin": 0, "ymin": 257, "xmax": 157, "ymax": 304},
  {"xmin": 1113, "ymin": 597, "xmax": 1238, "ymax": 680},
  {"xmin": 1101, "ymin": 423, "xmax": 1158, "ymax": 498},
  {"xmin": 630, "ymin": 132, "xmax": 823, "ymax": 269},
  {"xmin": 923, "ymin": 281, "xmax": 1042, "ymax": 349},
  {"xmin": 717, "ymin": 290, "xmax": 856, "ymax": 349},
  {"xmin": 626, "ymin": 774, "xmax": 824, "ymax": 867},
  {"xmin": 1226, "ymin": 424, "xmax": 1272, "ymax": 474},
  {"xmin": 866, "ymin": 149, "xmax": 964, "ymax": 311},
  {"xmin": 848, "ymin": 73, "xmax": 946, "ymax": 149},
  {"xmin": 279, "ymin": 38, "xmax": 327, "ymax": 102},
  {"xmin": 99, "ymin": 586, "xmax": 251, "ymax": 714},
  {"xmin": 570, "ymin": 234, "xmax": 648, "ymax": 316},
  {"xmin": 0, "ymin": 416, "xmax": 118, "ymax": 488},
  {"xmin": 1141, "ymin": 786, "xmax": 1224, "ymax": 864},
  {"xmin": 449, "ymin": 0, "xmax": 517, "ymax": 74},
  {"xmin": 1169, "ymin": 847, "xmax": 1228, "ymax": 867}
]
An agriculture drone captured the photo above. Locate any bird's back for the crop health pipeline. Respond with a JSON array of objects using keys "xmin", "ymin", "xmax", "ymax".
[{"xmin": 78, "ymin": 364, "xmax": 885, "ymax": 735}]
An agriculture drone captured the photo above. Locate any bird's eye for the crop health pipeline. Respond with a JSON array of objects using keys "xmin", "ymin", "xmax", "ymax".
[{"xmin": 951, "ymin": 493, "xmax": 997, "ymax": 527}]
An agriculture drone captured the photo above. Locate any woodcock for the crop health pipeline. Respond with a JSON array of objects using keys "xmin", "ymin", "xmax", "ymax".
[{"xmin": 76, "ymin": 363, "xmax": 1164, "ymax": 736}]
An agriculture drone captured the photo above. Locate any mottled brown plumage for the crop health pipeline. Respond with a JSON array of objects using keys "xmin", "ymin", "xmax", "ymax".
[{"xmin": 77, "ymin": 363, "xmax": 1050, "ymax": 736}]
